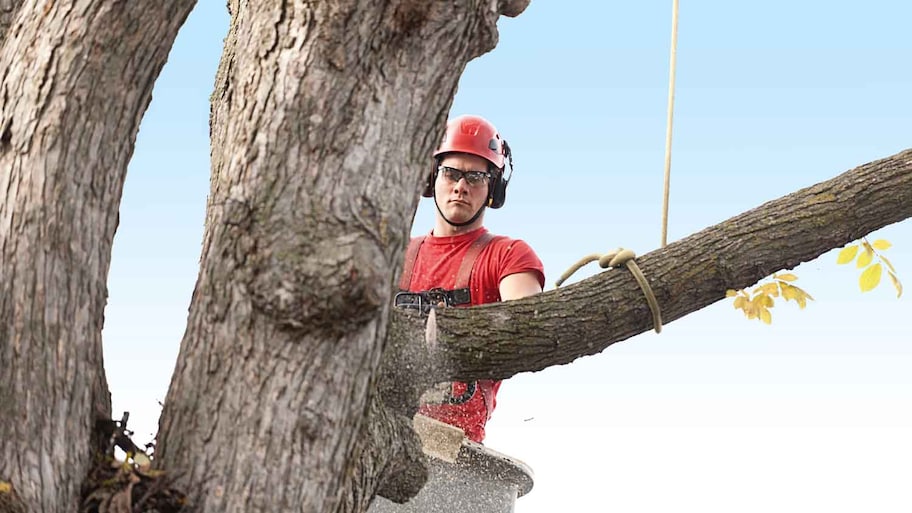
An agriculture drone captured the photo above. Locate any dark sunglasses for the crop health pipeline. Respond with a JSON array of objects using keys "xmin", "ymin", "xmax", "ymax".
[{"xmin": 437, "ymin": 166, "xmax": 491, "ymax": 187}]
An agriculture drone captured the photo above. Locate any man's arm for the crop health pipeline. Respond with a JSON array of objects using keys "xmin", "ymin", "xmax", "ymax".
[{"xmin": 499, "ymin": 271, "xmax": 543, "ymax": 301}]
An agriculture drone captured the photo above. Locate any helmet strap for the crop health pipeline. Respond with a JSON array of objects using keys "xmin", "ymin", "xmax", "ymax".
[
  {"xmin": 431, "ymin": 166, "xmax": 487, "ymax": 228},
  {"xmin": 433, "ymin": 192, "xmax": 486, "ymax": 228}
]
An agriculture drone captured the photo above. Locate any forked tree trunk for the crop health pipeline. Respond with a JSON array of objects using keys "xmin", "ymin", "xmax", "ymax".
[
  {"xmin": 154, "ymin": 1, "xmax": 523, "ymax": 512},
  {"xmin": 1, "ymin": 1, "xmax": 909, "ymax": 512},
  {"xmin": 0, "ymin": 2, "xmax": 196, "ymax": 511}
]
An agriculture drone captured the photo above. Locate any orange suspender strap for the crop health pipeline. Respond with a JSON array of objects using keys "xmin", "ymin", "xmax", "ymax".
[
  {"xmin": 399, "ymin": 232, "xmax": 499, "ymax": 293},
  {"xmin": 399, "ymin": 232, "xmax": 501, "ymax": 416},
  {"xmin": 452, "ymin": 232, "xmax": 499, "ymax": 419},
  {"xmin": 398, "ymin": 236, "xmax": 426, "ymax": 291},
  {"xmin": 453, "ymin": 231, "xmax": 496, "ymax": 290}
]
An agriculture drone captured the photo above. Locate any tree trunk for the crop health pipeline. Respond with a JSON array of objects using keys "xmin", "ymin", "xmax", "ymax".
[
  {"xmin": 0, "ymin": 0, "xmax": 25, "ymax": 43},
  {"xmin": 2, "ymin": 0, "xmax": 909, "ymax": 512},
  {"xmin": 154, "ymin": 1, "xmax": 524, "ymax": 512},
  {"xmin": 0, "ymin": 2, "xmax": 195, "ymax": 511}
]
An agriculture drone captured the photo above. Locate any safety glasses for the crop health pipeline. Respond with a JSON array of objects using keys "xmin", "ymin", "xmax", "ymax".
[{"xmin": 438, "ymin": 166, "xmax": 491, "ymax": 187}]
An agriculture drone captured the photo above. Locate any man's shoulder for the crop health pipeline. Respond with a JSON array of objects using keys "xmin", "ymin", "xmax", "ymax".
[{"xmin": 483, "ymin": 232, "xmax": 536, "ymax": 252}]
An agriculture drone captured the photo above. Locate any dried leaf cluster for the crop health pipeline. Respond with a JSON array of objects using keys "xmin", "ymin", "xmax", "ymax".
[{"xmin": 726, "ymin": 273, "xmax": 814, "ymax": 324}]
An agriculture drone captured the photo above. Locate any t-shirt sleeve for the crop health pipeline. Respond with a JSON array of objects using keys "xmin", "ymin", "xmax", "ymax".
[{"xmin": 494, "ymin": 238, "xmax": 546, "ymax": 289}]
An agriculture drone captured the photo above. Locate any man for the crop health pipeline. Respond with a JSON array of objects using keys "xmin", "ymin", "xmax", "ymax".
[{"xmin": 397, "ymin": 114, "xmax": 545, "ymax": 443}]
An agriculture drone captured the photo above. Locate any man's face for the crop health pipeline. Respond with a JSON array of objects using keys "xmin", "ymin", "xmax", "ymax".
[{"xmin": 435, "ymin": 153, "xmax": 492, "ymax": 225}]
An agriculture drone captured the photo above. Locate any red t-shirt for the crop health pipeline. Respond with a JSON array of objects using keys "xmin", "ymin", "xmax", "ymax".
[{"xmin": 403, "ymin": 227, "xmax": 545, "ymax": 442}]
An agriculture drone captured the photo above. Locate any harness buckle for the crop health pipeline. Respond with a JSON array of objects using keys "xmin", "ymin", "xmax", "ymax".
[
  {"xmin": 393, "ymin": 287, "xmax": 472, "ymax": 314},
  {"xmin": 393, "ymin": 291, "xmax": 430, "ymax": 314}
]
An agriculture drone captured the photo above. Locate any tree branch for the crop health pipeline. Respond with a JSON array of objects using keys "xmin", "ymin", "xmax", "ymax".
[
  {"xmin": 382, "ymin": 148, "xmax": 912, "ymax": 399},
  {"xmin": 335, "ymin": 396, "xmax": 427, "ymax": 512}
]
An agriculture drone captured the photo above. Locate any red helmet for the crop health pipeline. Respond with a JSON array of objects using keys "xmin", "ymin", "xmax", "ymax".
[{"xmin": 433, "ymin": 114, "xmax": 506, "ymax": 169}]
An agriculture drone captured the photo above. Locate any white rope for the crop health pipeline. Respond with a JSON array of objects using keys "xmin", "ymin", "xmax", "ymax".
[{"xmin": 660, "ymin": 0, "xmax": 680, "ymax": 248}]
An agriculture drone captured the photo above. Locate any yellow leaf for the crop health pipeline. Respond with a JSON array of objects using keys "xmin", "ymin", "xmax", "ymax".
[
  {"xmin": 837, "ymin": 245, "xmax": 859, "ymax": 264},
  {"xmin": 0, "ymin": 481, "xmax": 11, "ymax": 493},
  {"xmin": 775, "ymin": 273, "xmax": 798, "ymax": 282},
  {"xmin": 791, "ymin": 284, "xmax": 814, "ymax": 302},
  {"xmin": 780, "ymin": 283, "xmax": 797, "ymax": 301},
  {"xmin": 872, "ymin": 239, "xmax": 892, "ymax": 251},
  {"xmin": 733, "ymin": 296, "xmax": 746, "ymax": 309},
  {"xmin": 759, "ymin": 308, "xmax": 772, "ymax": 324},
  {"xmin": 758, "ymin": 283, "xmax": 780, "ymax": 296},
  {"xmin": 859, "ymin": 263, "xmax": 883, "ymax": 292},
  {"xmin": 888, "ymin": 271, "xmax": 903, "ymax": 298},
  {"xmin": 726, "ymin": 289, "xmax": 738, "ymax": 297},
  {"xmin": 856, "ymin": 246, "xmax": 874, "ymax": 268},
  {"xmin": 795, "ymin": 295, "xmax": 807, "ymax": 309},
  {"xmin": 750, "ymin": 294, "xmax": 772, "ymax": 310},
  {"xmin": 880, "ymin": 254, "xmax": 897, "ymax": 274}
]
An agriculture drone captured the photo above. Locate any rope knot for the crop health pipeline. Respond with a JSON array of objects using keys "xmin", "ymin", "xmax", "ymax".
[
  {"xmin": 597, "ymin": 248, "xmax": 637, "ymax": 269},
  {"xmin": 557, "ymin": 247, "xmax": 663, "ymax": 334}
]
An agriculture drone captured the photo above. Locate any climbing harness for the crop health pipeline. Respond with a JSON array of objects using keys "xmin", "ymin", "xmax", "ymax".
[
  {"xmin": 395, "ymin": 231, "xmax": 499, "ymax": 313},
  {"xmin": 394, "ymin": 231, "xmax": 500, "ymax": 408},
  {"xmin": 556, "ymin": 248, "xmax": 663, "ymax": 334},
  {"xmin": 394, "ymin": 287, "xmax": 471, "ymax": 314}
]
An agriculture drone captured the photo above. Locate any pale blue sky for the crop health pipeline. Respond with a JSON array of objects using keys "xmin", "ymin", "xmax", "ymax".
[{"xmin": 104, "ymin": 1, "xmax": 911, "ymax": 512}]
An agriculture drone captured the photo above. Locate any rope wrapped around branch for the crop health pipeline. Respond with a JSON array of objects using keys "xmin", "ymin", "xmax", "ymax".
[{"xmin": 556, "ymin": 248, "xmax": 663, "ymax": 334}]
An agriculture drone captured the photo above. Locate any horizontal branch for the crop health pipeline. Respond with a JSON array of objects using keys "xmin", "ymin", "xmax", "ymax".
[{"xmin": 384, "ymin": 148, "xmax": 912, "ymax": 394}]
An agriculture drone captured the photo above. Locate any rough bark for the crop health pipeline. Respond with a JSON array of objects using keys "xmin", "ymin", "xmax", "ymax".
[
  {"xmin": 1, "ymin": 0, "xmax": 908, "ymax": 511},
  {"xmin": 384, "ymin": 149, "xmax": 912, "ymax": 394},
  {"xmin": 0, "ymin": 2, "xmax": 196, "ymax": 512},
  {"xmin": 154, "ymin": 1, "xmax": 524, "ymax": 512},
  {"xmin": 0, "ymin": 0, "xmax": 24, "ymax": 44}
]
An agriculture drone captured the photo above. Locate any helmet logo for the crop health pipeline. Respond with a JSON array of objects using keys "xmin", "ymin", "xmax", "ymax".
[{"xmin": 460, "ymin": 120, "xmax": 481, "ymax": 136}]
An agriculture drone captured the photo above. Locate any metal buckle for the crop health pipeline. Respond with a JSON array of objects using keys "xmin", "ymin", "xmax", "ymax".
[
  {"xmin": 449, "ymin": 288, "xmax": 471, "ymax": 306},
  {"xmin": 394, "ymin": 287, "xmax": 472, "ymax": 314},
  {"xmin": 425, "ymin": 288, "xmax": 450, "ymax": 308},
  {"xmin": 394, "ymin": 292, "xmax": 429, "ymax": 313}
]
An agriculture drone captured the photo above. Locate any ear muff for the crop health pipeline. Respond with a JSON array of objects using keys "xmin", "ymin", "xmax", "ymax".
[
  {"xmin": 488, "ymin": 140, "xmax": 512, "ymax": 209},
  {"xmin": 487, "ymin": 169, "xmax": 508, "ymax": 209},
  {"xmin": 421, "ymin": 159, "xmax": 440, "ymax": 198},
  {"xmin": 421, "ymin": 171, "xmax": 435, "ymax": 198}
]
